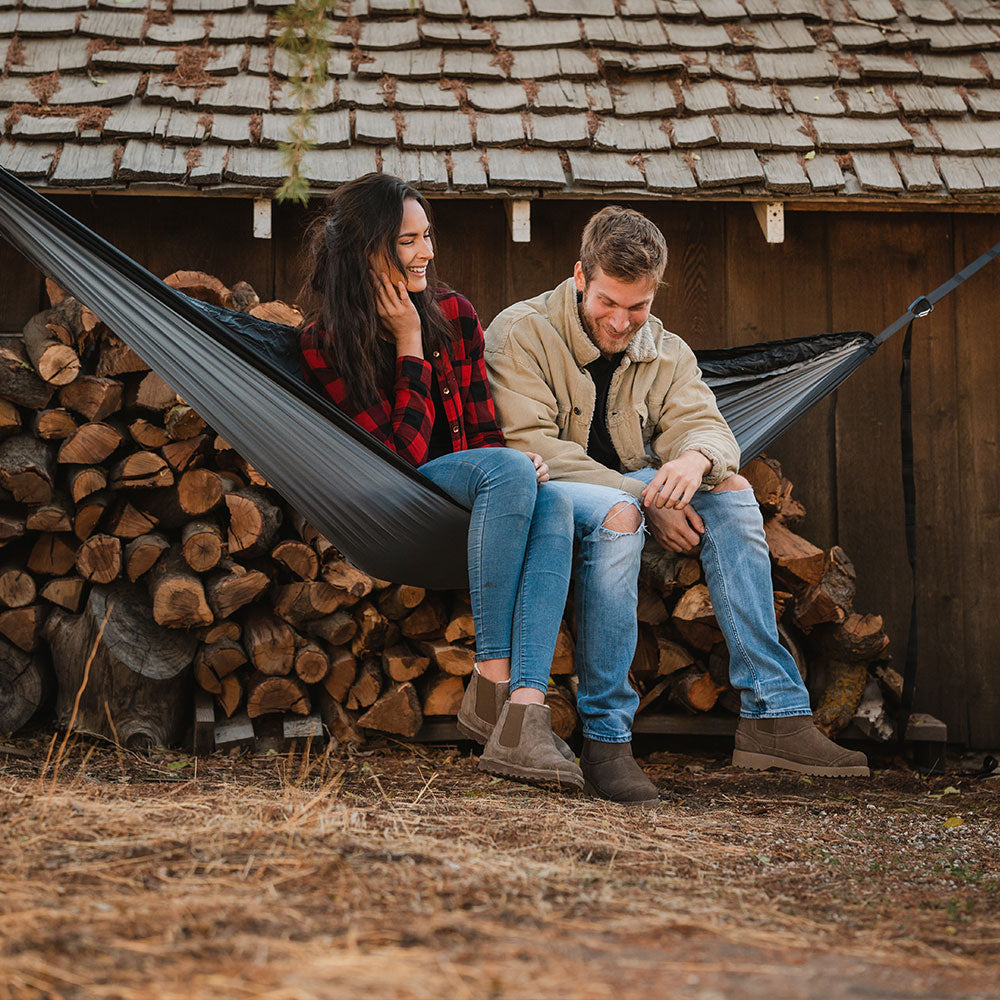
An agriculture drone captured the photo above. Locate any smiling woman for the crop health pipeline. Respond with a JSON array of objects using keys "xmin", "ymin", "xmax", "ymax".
[{"xmin": 297, "ymin": 173, "xmax": 586, "ymax": 794}]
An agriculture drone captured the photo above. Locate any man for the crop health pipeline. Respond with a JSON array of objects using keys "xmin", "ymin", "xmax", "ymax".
[{"xmin": 480, "ymin": 205, "xmax": 868, "ymax": 806}]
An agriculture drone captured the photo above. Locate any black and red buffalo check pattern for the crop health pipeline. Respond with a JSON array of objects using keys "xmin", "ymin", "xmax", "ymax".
[{"xmin": 300, "ymin": 290, "xmax": 505, "ymax": 468}]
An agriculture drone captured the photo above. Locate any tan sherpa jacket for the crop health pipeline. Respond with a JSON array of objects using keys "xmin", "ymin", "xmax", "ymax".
[{"xmin": 483, "ymin": 277, "xmax": 740, "ymax": 499}]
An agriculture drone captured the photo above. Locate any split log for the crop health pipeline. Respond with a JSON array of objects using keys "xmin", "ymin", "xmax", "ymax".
[
  {"xmin": 129, "ymin": 371, "xmax": 177, "ymax": 411},
  {"xmin": 66, "ymin": 465, "xmax": 107, "ymax": 503},
  {"xmin": 34, "ymin": 408, "xmax": 78, "ymax": 440},
  {"xmin": 21, "ymin": 312, "xmax": 80, "ymax": 386},
  {"xmin": 225, "ymin": 486, "xmax": 282, "ymax": 557},
  {"xmin": 180, "ymin": 520, "xmax": 224, "ymax": 573},
  {"xmin": 107, "ymin": 497, "xmax": 160, "ymax": 540},
  {"xmin": 0, "ymin": 637, "xmax": 53, "ymax": 734},
  {"xmin": 0, "ymin": 339, "xmax": 57, "ymax": 409},
  {"xmin": 320, "ymin": 559, "xmax": 375, "ymax": 598},
  {"xmin": 25, "ymin": 494, "xmax": 72, "ymax": 533},
  {"xmin": 161, "ymin": 433, "xmax": 210, "ymax": 472},
  {"xmin": 124, "ymin": 532, "xmax": 170, "ymax": 582},
  {"xmin": 0, "ymin": 433, "xmax": 56, "ymax": 504},
  {"xmin": 272, "ymin": 581, "xmax": 348, "ymax": 626},
  {"xmin": 420, "ymin": 639, "xmax": 475, "ymax": 677},
  {"xmin": 28, "ymin": 533, "xmax": 78, "ymax": 576},
  {"xmin": 810, "ymin": 612, "xmax": 890, "ymax": 662},
  {"xmin": 378, "ymin": 583, "xmax": 426, "ymax": 621},
  {"xmin": 351, "ymin": 601, "xmax": 395, "ymax": 658},
  {"xmin": 741, "ymin": 456, "xmax": 785, "ymax": 513},
  {"xmin": 656, "ymin": 636, "xmax": 696, "ymax": 677},
  {"xmin": 109, "ymin": 451, "xmax": 173, "ymax": 490},
  {"xmin": 147, "ymin": 548, "xmax": 213, "ymax": 628},
  {"xmin": 96, "ymin": 334, "xmax": 150, "ymax": 378},
  {"xmin": 322, "ymin": 648, "xmax": 357, "ymax": 702},
  {"xmin": 706, "ymin": 643, "xmax": 740, "ymax": 715},
  {"xmin": 443, "ymin": 593, "xmax": 474, "ymax": 641},
  {"xmin": 245, "ymin": 671, "xmax": 310, "ymax": 719},
  {"xmin": 76, "ymin": 533, "xmax": 122, "ymax": 584},
  {"xmin": 0, "ymin": 565, "xmax": 37, "ymax": 608},
  {"xmin": 199, "ymin": 620, "xmax": 242, "ymax": 644},
  {"xmin": 38, "ymin": 576, "xmax": 85, "ymax": 613},
  {"xmin": 293, "ymin": 639, "xmax": 329, "ymax": 684},
  {"xmin": 792, "ymin": 546, "xmax": 857, "ymax": 632},
  {"xmin": 544, "ymin": 685, "xmax": 579, "ymax": 741},
  {"xmin": 271, "ymin": 540, "xmax": 319, "ymax": 581},
  {"xmin": 400, "ymin": 595, "xmax": 448, "ymax": 640},
  {"xmin": 165, "ymin": 404, "xmax": 206, "ymax": 442},
  {"xmin": 421, "ymin": 673, "xmax": 464, "ymax": 716},
  {"xmin": 194, "ymin": 639, "xmax": 247, "ymax": 691},
  {"xmin": 0, "ymin": 605, "xmax": 47, "ymax": 652},
  {"xmin": 129, "ymin": 418, "xmax": 169, "ymax": 449},
  {"xmin": 637, "ymin": 586, "xmax": 668, "ymax": 625},
  {"xmin": 133, "ymin": 486, "xmax": 189, "ymax": 531},
  {"xmin": 550, "ymin": 621, "xmax": 575, "ymax": 675},
  {"xmin": 382, "ymin": 643, "xmax": 431, "ymax": 682},
  {"xmin": 678, "ymin": 558, "xmax": 702, "ymax": 587},
  {"xmin": 671, "ymin": 584, "xmax": 723, "ymax": 651},
  {"xmin": 243, "ymin": 607, "xmax": 295, "ymax": 676},
  {"xmin": 305, "ymin": 610, "xmax": 357, "ymax": 647},
  {"xmin": 346, "ymin": 658, "xmax": 382, "ymax": 710},
  {"xmin": 764, "ymin": 520, "xmax": 826, "ymax": 590},
  {"xmin": 317, "ymin": 688, "xmax": 364, "ymax": 745},
  {"xmin": 873, "ymin": 663, "xmax": 904, "ymax": 704},
  {"xmin": 44, "ymin": 582, "xmax": 197, "ymax": 747},
  {"xmin": 56, "ymin": 421, "xmax": 123, "ymax": 465},
  {"xmin": 73, "ymin": 490, "xmax": 112, "ymax": 540},
  {"xmin": 639, "ymin": 545, "xmax": 686, "ymax": 595},
  {"xmin": 250, "ymin": 300, "xmax": 303, "ymax": 326},
  {"xmin": 0, "ymin": 506, "xmax": 26, "ymax": 546},
  {"xmin": 216, "ymin": 674, "xmax": 242, "ymax": 718},
  {"xmin": 667, "ymin": 664, "xmax": 723, "ymax": 714},
  {"xmin": 59, "ymin": 376, "xmax": 123, "ymax": 422},
  {"xmin": 0, "ymin": 399, "xmax": 21, "ymax": 440},
  {"xmin": 164, "ymin": 270, "xmax": 231, "ymax": 307},
  {"xmin": 358, "ymin": 682, "xmax": 422, "ymax": 738}
]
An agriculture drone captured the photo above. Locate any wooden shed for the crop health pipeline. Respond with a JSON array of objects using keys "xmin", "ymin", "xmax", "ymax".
[{"xmin": 1, "ymin": 0, "xmax": 998, "ymax": 745}]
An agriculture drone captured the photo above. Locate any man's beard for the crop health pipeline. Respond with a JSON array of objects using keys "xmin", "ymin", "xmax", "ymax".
[{"xmin": 579, "ymin": 300, "xmax": 642, "ymax": 358}]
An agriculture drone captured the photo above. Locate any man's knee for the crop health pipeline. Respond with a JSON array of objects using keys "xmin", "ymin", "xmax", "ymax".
[
  {"xmin": 712, "ymin": 474, "xmax": 751, "ymax": 493},
  {"xmin": 602, "ymin": 500, "xmax": 642, "ymax": 534}
]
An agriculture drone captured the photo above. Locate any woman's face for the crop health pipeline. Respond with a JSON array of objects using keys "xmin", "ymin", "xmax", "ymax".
[{"xmin": 394, "ymin": 198, "xmax": 434, "ymax": 293}]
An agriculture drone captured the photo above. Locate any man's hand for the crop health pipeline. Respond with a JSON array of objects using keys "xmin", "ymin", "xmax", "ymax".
[
  {"xmin": 641, "ymin": 450, "xmax": 711, "ymax": 511},
  {"xmin": 645, "ymin": 503, "xmax": 704, "ymax": 554},
  {"xmin": 524, "ymin": 451, "xmax": 549, "ymax": 483}
]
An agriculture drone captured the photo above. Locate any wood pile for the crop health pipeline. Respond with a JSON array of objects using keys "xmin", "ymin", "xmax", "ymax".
[{"xmin": 0, "ymin": 271, "xmax": 902, "ymax": 753}]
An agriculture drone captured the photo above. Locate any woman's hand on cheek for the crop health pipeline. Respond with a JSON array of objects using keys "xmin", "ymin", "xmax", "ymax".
[{"xmin": 372, "ymin": 270, "xmax": 423, "ymax": 356}]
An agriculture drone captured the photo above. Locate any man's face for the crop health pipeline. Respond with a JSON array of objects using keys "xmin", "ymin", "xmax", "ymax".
[{"xmin": 574, "ymin": 263, "xmax": 657, "ymax": 357}]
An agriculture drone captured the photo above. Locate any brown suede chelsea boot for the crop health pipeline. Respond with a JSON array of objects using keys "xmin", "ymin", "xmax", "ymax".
[
  {"xmin": 580, "ymin": 738, "xmax": 659, "ymax": 808},
  {"xmin": 732, "ymin": 715, "xmax": 870, "ymax": 777},
  {"xmin": 479, "ymin": 702, "xmax": 584, "ymax": 792},
  {"xmin": 457, "ymin": 668, "xmax": 575, "ymax": 761}
]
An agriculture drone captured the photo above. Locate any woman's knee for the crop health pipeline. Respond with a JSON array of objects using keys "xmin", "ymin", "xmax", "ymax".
[{"xmin": 535, "ymin": 484, "xmax": 574, "ymax": 525}]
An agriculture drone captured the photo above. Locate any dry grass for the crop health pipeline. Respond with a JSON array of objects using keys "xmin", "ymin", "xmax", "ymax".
[{"xmin": 1, "ymin": 735, "xmax": 998, "ymax": 1000}]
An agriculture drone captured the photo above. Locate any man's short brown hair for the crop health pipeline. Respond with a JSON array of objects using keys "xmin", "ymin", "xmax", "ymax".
[{"xmin": 579, "ymin": 206, "xmax": 667, "ymax": 285}]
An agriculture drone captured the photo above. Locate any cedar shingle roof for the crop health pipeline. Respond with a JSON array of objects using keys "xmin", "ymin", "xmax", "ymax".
[{"xmin": 2, "ymin": 0, "xmax": 1000, "ymax": 201}]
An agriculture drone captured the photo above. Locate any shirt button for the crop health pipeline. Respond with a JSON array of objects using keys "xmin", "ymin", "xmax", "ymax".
[
  {"xmin": 443, "ymin": 388, "xmax": 450, "ymax": 395},
  {"xmin": 573, "ymin": 407, "xmax": 581, "ymax": 415},
  {"xmin": 452, "ymin": 426, "xmax": 459, "ymax": 434},
  {"xmin": 432, "ymin": 351, "xmax": 440, "ymax": 358}
]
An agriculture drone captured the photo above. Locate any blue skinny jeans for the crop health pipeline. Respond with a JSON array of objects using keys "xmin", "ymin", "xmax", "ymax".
[{"xmin": 420, "ymin": 448, "xmax": 573, "ymax": 695}]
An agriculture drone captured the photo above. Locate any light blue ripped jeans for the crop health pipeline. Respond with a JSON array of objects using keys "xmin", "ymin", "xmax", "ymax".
[
  {"xmin": 420, "ymin": 448, "xmax": 573, "ymax": 696},
  {"xmin": 630, "ymin": 468, "xmax": 812, "ymax": 721}
]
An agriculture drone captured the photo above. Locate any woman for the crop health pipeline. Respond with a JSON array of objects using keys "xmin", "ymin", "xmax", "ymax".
[{"xmin": 299, "ymin": 173, "xmax": 580, "ymax": 791}]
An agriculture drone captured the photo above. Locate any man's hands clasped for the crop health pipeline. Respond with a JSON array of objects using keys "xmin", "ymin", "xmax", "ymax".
[{"xmin": 641, "ymin": 450, "xmax": 711, "ymax": 555}]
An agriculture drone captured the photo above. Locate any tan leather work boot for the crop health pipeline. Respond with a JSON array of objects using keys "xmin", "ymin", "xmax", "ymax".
[
  {"xmin": 479, "ymin": 702, "xmax": 584, "ymax": 792},
  {"xmin": 457, "ymin": 668, "xmax": 575, "ymax": 761},
  {"xmin": 580, "ymin": 738, "xmax": 660, "ymax": 808},
  {"xmin": 732, "ymin": 715, "xmax": 870, "ymax": 777}
]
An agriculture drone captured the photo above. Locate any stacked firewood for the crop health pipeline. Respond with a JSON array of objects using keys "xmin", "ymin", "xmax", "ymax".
[{"xmin": 0, "ymin": 270, "xmax": 901, "ymax": 752}]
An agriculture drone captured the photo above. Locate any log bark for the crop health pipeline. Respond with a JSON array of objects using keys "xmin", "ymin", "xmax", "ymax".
[
  {"xmin": 792, "ymin": 546, "xmax": 857, "ymax": 632},
  {"xmin": 22, "ymin": 312, "xmax": 81, "ymax": 386},
  {"xmin": 0, "ymin": 339, "xmax": 56, "ymax": 409},
  {"xmin": 810, "ymin": 612, "xmax": 890, "ymax": 662},
  {"xmin": 400, "ymin": 595, "xmax": 448, "ymax": 640},
  {"xmin": 272, "ymin": 581, "xmax": 349, "ymax": 626},
  {"xmin": 382, "ymin": 643, "xmax": 431, "ymax": 682},
  {"xmin": 225, "ymin": 487, "xmax": 282, "ymax": 557},
  {"xmin": 25, "ymin": 493, "xmax": 72, "ymax": 533},
  {"xmin": 420, "ymin": 639, "xmax": 475, "ymax": 677},
  {"xmin": 672, "ymin": 584, "xmax": 723, "ymax": 651},
  {"xmin": 205, "ymin": 562, "xmax": 270, "ymax": 620},
  {"xmin": 165, "ymin": 404, "xmax": 207, "ymax": 441},
  {"xmin": 378, "ymin": 583, "xmax": 425, "ymax": 620},
  {"xmin": 346, "ymin": 658, "xmax": 382, "ymax": 710},
  {"xmin": 164, "ymin": 270, "xmax": 231, "ymax": 307},
  {"xmin": 550, "ymin": 621, "xmax": 575, "ymax": 675},
  {"xmin": 668, "ymin": 665, "xmax": 723, "ymax": 713},
  {"xmin": 813, "ymin": 659, "xmax": 869, "ymax": 737},
  {"xmin": 0, "ymin": 638, "xmax": 53, "ymax": 734},
  {"xmin": 351, "ymin": 601, "xmax": 395, "ymax": 658},
  {"xmin": 305, "ymin": 610, "xmax": 357, "ymax": 648},
  {"xmin": 0, "ymin": 399, "xmax": 21, "ymax": 440},
  {"xmin": 317, "ymin": 688, "xmax": 364, "ymax": 745},
  {"xmin": 0, "ymin": 433, "xmax": 56, "ymax": 504},
  {"xmin": 67, "ymin": 465, "xmax": 107, "ymax": 503},
  {"xmin": 109, "ymin": 451, "xmax": 173, "ymax": 490},
  {"xmin": 322, "ymin": 648, "xmax": 356, "ymax": 702},
  {"xmin": 96, "ymin": 335, "xmax": 149, "ymax": 378},
  {"xmin": 44, "ymin": 582, "xmax": 196, "ymax": 748}
]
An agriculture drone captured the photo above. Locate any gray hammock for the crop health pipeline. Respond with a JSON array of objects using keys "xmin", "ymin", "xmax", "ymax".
[{"xmin": 0, "ymin": 165, "xmax": 895, "ymax": 589}]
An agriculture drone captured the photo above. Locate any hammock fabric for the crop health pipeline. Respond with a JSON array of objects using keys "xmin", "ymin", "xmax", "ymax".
[{"xmin": 0, "ymin": 165, "xmax": 880, "ymax": 589}]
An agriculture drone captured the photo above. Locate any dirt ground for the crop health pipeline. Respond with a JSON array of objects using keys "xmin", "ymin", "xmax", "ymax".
[{"xmin": 1, "ymin": 732, "xmax": 998, "ymax": 1000}]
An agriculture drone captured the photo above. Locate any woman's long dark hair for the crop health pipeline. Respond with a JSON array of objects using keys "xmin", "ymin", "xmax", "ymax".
[{"xmin": 301, "ymin": 173, "xmax": 456, "ymax": 410}]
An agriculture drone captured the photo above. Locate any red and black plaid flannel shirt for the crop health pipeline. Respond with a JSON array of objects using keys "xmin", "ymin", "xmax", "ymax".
[{"xmin": 300, "ymin": 290, "xmax": 505, "ymax": 468}]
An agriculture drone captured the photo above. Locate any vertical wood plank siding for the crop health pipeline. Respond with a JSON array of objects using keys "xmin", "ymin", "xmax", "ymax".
[{"xmin": 1, "ymin": 194, "xmax": 996, "ymax": 745}]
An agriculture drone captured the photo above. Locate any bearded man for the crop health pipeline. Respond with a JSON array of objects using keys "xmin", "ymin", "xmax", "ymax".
[{"xmin": 481, "ymin": 206, "xmax": 869, "ymax": 806}]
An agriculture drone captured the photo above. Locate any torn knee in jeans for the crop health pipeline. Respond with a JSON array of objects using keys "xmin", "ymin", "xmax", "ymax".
[
  {"xmin": 602, "ymin": 500, "xmax": 642, "ymax": 534},
  {"xmin": 712, "ymin": 474, "xmax": 751, "ymax": 493}
]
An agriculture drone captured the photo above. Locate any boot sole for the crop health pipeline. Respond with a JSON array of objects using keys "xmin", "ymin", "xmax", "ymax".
[
  {"xmin": 732, "ymin": 749, "xmax": 870, "ymax": 777},
  {"xmin": 582, "ymin": 780, "xmax": 660, "ymax": 809},
  {"xmin": 455, "ymin": 716, "xmax": 489, "ymax": 745},
  {"xmin": 479, "ymin": 756, "xmax": 584, "ymax": 792}
]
